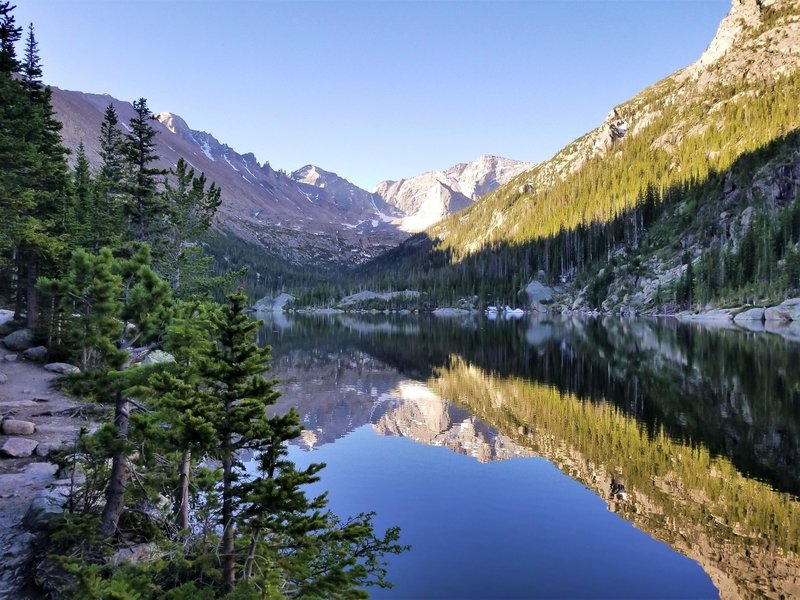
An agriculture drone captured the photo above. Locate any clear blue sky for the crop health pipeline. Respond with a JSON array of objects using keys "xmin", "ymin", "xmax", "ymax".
[{"xmin": 16, "ymin": 0, "xmax": 729, "ymax": 190}]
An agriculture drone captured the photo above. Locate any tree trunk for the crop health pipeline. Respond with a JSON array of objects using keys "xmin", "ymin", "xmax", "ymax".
[
  {"xmin": 25, "ymin": 260, "xmax": 37, "ymax": 329},
  {"xmin": 222, "ymin": 435, "xmax": 235, "ymax": 592},
  {"xmin": 176, "ymin": 448, "xmax": 191, "ymax": 531},
  {"xmin": 99, "ymin": 390, "xmax": 131, "ymax": 537},
  {"xmin": 12, "ymin": 245, "xmax": 23, "ymax": 321}
]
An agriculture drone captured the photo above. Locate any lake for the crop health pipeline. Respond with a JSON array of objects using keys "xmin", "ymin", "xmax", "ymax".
[{"xmin": 256, "ymin": 313, "xmax": 800, "ymax": 599}]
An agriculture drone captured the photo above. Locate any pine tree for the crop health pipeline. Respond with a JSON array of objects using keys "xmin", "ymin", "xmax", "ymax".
[
  {"xmin": 141, "ymin": 301, "xmax": 221, "ymax": 531},
  {"xmin": 71, "ymin": 141, "xmax": 94, "ymax": 249},
  {"xmin": 0, "ymin": 1, "xmax": 20, "ymax": 73},
  {"xmin": 38, "ymin": 248, "xmax": 125, "ymax": 370},
  {"xmin": 124, "ymin": 98, "xmax": 167, "ymax": 244},
  {"xmin": 8, "ymin": 22, "xmax": 71, "ymax": 327},
  {"xmin": 159, "ymin": 158, "xmax": 221, "ymax": 291},
  {"xmin": 96, "ymin": 104, "xmax": 128, "ymax": 247},
  {"xmin": 0, "ymin": 2, "xmax": 26, "ymax": 276},
  {"xmin": 98, "ymin": 245, "xmax": 172, "ymax": 538},
  {"xmin": 200, "ymin": 291, "xmax": 405, "ymax": 595}
]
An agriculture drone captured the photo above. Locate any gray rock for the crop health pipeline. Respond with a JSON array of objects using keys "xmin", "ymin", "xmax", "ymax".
[
  {"xmin": 2, "ymin": 328, "xmax": 35, "ymax": 351},
  {"xmin": 733, "ymin": 307, "xmax": 765, "ymax": 322},
  {"xmin": 1, "ymin": 419, "xmax": 36, "ymax": 435},
  {"xmin": 44, "ymin": 362, "xmax": 81, "ymax": 375},
  {"xmin": 0, "ymin": 371, "xmax": 6, "ymax": 384},
  {"xmin": 0, "ymin": 309, "xmax": 19, "ymax": 335},
  {"xmin": 526, "ymin": 280, "xmax": 555, "ymax": 303},
  {"xmin": 253, "ymin": 293, "xmax": 298, "ymax": 312},
  {"xmin": 0, "ymin": 437, "xmax": 39, "ymax": 458},
  {"xmin": 108, "ymin": 543, "xmax": 158, "ymax": 566},
  {"xmin": 22, "ymin": 345, "xmax": 48, "ymax": 361},
  {"xmin": 35, "ymin": 443, "xmax": 63, "ymax": 457},
  {"xmin": 4, "ymin": 354, "xmax": 17, "ymax": 361},
  {"xmin": 143, "ymin": 350, "xmax": 175, "ymax": 365},
  {"xmin": 24, "ymin": 486, "xmax": 70, "ymax": 529},
  {"xmin": 764, "ymin": 298, "xmax": 800, "ymax": 322}
]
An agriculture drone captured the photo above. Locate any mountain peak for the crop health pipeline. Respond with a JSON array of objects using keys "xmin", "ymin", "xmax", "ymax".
[
  {"xmin": 688, "ymin": 0, "xmax": 798, "ymax": 84},
  {"xmin": 292, "ymin": 164, "xmax": 339, "ymax": 187},
  {"xmin": 154, "ymin": 111, "xmax": 189, "ymax": 135}
]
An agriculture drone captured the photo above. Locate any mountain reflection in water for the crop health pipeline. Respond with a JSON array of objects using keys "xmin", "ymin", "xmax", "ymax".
[{"xmin": 258, "ymin": 312, "xmax": 800, "ymax": 599}]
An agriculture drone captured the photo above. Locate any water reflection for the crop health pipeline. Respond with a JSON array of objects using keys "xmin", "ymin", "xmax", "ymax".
[{"xmin": 259, "ymin": 312, "xmax": 800, "ymax": 599}]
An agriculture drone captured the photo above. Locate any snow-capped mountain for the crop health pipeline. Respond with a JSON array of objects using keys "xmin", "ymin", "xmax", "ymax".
[{"xmin": 374, "ymin": 155, "xmax": 534, "ymax": 233}]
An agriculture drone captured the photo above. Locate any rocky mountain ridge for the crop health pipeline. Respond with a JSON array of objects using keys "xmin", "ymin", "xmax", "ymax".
[{"xmin": 52, "ymin": 88, "xmax": 409, "ymax": 267}]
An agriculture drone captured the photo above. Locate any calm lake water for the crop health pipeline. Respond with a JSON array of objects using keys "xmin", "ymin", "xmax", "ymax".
[{"xmin": 257, "ymin": 314, "xmax": 800, "ymax": 599}]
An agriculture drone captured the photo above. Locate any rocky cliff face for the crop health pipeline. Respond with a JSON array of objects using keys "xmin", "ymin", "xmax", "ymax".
[
  {"xmin": 51, "ymin": 89, "xmax": 409, "ymax": 267},
  {"xmin": 375, "ymin": 155, "xmax": 533, "ymax": 232}
]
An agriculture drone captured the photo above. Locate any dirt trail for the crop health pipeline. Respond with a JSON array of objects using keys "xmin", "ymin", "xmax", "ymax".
[{"xmin": 0, "ymin": 357, "xmax": 93, "ymax": 597}]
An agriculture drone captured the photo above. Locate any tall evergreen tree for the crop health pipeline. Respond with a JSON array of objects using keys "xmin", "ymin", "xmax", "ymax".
[
  {"xmin": 71, "ymin": 141, "xmax": 94, "ymax": 249},
  {"xmin": 96, "ymin": 103, "xmax": 128, "ymax": 247},
  {"xmin": 0, "ymin": 1, "xmax": 20, "ymax": 73},
  {"xmin": 3, "ymin": 21, "xmax": 71, "ymax": 326},
  {"xmin": 124, "ymin": 98, "xmax": 167, "ymax": 244}
]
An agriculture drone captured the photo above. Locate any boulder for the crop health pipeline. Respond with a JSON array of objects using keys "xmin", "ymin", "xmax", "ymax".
[
  {"xmin": 143, "ymin": 350, "xmax": 175, "ymax": 365},
  {"xmin": 0, "ymin": 309, "xmax": 19, "ymax": 335},
  {"xmin": 526, "ymin": 280, "xmax": 555, "ymax": 304},
  {"xmin": 44, "ymin": 362, "xmax": 80, "ymax": 375},
  {"xmin": 24, "ymin": 486, "xmax": 69, "ymax": 529},
  {"xmin": 108, "ymin": 543, "xmax": 158, "ymax": 566},
  {"xmin": 4, "ymin": 354, "xmax": 17, "ymax": 361},
  {"xmin": 2, "ymin": 328, "xmax": 35, "ymax": 351},
  {"xmin": 764, "ymin": 298, "xmax": 800, "ymax": 322},
  {"xmin": 0, "ymin": 371, "xmax": 6, "ymax": 384},
  {"xmin": 2, "ymin": 419, "xmax": 36, "ymax": 435},
  {"xmin": 733, "ymin": 307, "xmax": 765, "ymax": 322},
  {"xmin": 22, "ymin": 345, "xmax": 48, "ymax": 361},
  {"xmin": 0, "ymin": 437, "xmax": 39, "ymax": 458}
]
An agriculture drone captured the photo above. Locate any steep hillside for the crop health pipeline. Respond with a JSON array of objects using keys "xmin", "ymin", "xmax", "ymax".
[
  {"xmin": 375, "ymin": 155, "xmax": 532, "ymax": 232},
  {"xmin": 369, "ymin": 0, "xmax": 800, "ymax": 311},
  {"xmin": 51, "ymin": 89, "xmax": 409, "ymax": 268}
]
